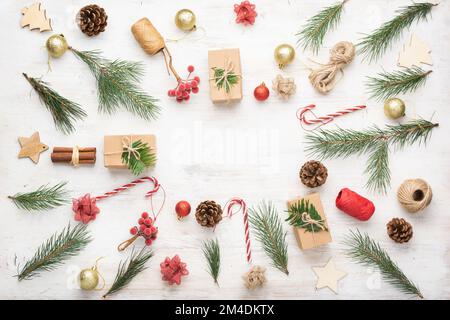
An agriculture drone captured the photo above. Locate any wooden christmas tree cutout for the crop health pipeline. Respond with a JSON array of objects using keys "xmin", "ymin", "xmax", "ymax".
[
  {"xmin": 18, "ymin": 132, "xmax": 48, "ymax": 164},
  {"xmin": 312, "ymin": 258, "xmax": 347, "ymax": 294},
  {"xmin": 398, "ymin": 34, "xmax": 432, "ymax": 68},
  {"xmin": 20, "ymin": 3, "xmax": 52, "ymax": 32}
]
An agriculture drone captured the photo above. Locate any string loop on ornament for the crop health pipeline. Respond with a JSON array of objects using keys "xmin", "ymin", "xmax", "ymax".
[{"xmin": 166, "ymin": 26, "xmax": 206, "ymax": 43}]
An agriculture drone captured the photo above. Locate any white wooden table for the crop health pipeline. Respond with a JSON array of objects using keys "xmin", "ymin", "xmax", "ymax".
[{"xmin": 0, "ymin": 0, "xmax": 448, "ymax": 300}]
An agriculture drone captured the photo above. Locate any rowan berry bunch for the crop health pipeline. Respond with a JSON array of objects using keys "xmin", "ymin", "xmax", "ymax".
[
  {"xmin": 167, "ymin": 65, "xmax": 200, "ymax": 103},
  {"xmin": 130, "ymin": 212, "xmax": 158, "ymax": 246}
]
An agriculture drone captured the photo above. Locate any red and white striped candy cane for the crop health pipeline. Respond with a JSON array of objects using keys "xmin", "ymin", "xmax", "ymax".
[
  {"xmin": 297, "ymin": 104, "xmax": 366, "ymax": 129},
  {"xmin": 224, "ymin": 198, "xmax": 252, "ymax": 263}
]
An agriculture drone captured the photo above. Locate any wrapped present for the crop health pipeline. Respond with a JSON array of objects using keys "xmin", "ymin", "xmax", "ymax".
[
  {"xmin": 208, "ymin": 48, "xmax": 243, "ymax": 103},
  {"xmin": 286, "ymin": 193, "xmax": 332, "ymax": 250},
  {"xmin": 104, "ymin": 134, "xmax": 156, "ymax": 168}
]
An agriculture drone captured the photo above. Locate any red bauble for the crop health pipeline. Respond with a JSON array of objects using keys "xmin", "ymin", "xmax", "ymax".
[
  {"xmin": 175, "ymin": 201, "xmax": 191, "ymax": 219},
  {"xmin": 254, "ymin": 82, "xmax": 270, "ymax": 101}
]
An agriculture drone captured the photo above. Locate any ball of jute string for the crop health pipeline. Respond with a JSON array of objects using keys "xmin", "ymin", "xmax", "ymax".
[
  {"xmin": 397, "ymin": 179, "xmax": 432, "ymax": 213},
  {"xmin": 308, "ymin": 41, "xmax": 355, "ymax": 94}
]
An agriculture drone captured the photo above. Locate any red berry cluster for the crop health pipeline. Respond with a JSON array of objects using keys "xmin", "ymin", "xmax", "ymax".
[
  {"xmin": 130, "ymin": 212, "xmax": 158, "ymax": 246},
  {"xmin": 167, "ymin": 65, "xmax": 200, "ymax": 103}
]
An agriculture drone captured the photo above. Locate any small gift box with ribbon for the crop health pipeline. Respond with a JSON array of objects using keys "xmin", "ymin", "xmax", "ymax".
[
  {"xmin": 286, "ymin": 193, "xmax": 332, "ymax": 250},
  {"xmin": 208, "ymin": 48, "xmax": 243, "ymax": 103},
  {"xmin": 104, "ymin": 134, "xmax": 156, "ymax": 169}
]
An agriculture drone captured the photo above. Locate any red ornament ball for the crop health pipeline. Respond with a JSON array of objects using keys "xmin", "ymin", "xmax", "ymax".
[
  {"xmin": 175, "ymin": 201, "xmax": 191, "ymax": 219},
  {"xmin": 254, "ymin": 82, "xmax": 270, "ymax": 101}
]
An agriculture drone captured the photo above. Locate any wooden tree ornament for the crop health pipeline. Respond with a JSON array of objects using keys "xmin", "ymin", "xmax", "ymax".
[
  {"xmin": 398, "ymin": 34, "xmax": 432, "ymax": 69},
  {"xmin": 20, "ymin": 3, "xmax": 52, "ymax": 32}
]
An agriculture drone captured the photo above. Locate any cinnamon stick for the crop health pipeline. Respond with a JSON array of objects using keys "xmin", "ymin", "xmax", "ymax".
[
  {"xmin": 51, "ymin": 152, "xmax": 96, "ymax": 162},
  {"xmin": 53, "ymin": 147, "xmax": 96, "ymax": 153}
]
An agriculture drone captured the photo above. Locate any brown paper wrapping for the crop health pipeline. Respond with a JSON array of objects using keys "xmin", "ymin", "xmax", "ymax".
[
  {"xmin": 287, "ymin": 193, "xmax": 332, "ymax": 250},
  {"xmin": 104, "ymin": 135, "xmax": 156, "ymax": 168},
  {"xmin": 131, "ymin": 18, "xmax": 165, "ymax": 55},
  {"xmin": 208, "ymin": 48, "xmax": 243, "ymax": 103}
]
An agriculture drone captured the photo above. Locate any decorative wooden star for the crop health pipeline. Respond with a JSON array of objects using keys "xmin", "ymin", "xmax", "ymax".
[
  {"xmin": 18, "ymin": 132, "xmax": 48, "ymax": 164},
  {"xmin": 312, "ymin": 258, "xmax": 347, "ymax": 294}
]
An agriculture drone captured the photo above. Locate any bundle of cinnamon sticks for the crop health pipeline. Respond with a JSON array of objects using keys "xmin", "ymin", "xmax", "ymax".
[{"xmin": 51, "ymin": 147, "xmax": 96, "ymax": 165}]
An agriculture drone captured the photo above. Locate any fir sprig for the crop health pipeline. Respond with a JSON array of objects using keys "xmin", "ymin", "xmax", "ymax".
[
  {"xmin": 23, "ymin": 73, "xmax": 87, "ymax": 135},
  {"xmin": 367, "ymin": 67, "xmax": 432, "ymax": 101},
  {"xmin": 211, "ymin": 67, "xmax": 239, "ymax": 93},
  {"xmin": 103, "ymin": 247, "xmax": 153, "ymax": 298},
  {"xmin": 8, "ymin": 182, "xmax": 70, "ymax": 211},
  {"xmin": 70, "ymin": 48, "xmax": 160, "ymax": 121},
  {"xmin": 343, "ymin": 229, "xmax": 423, "ymax": 298},
  {"xmin": 202, "ymin": 238, "xmax": 221, "ymax": 285},
  {"xmin": 286, "ymin": 199, "xmax": 327, "ymax": 233},
  {"xmin": 358, "ymin": 2, "xmax": 436, "ymax": 62},
  {"xmin": 17, "ymin": 223, "xmax": 91, "ymax": 281},
  {"xmin": 296, "ymin": 0, "xmax": 348, "ymax": 54},
  {"xmin": 305, "ymin": 119, "xmax": 438, "ymax": 193},
  {"xmin": 121, "ymin": 139, "xmax": 156, "ymax": 176},
  {"xmin": 249, "ymin": 201, "xmax": 289, "ymax": 275}
]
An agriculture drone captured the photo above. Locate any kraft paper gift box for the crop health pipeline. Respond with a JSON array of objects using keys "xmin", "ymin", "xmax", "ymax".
[
  {"xmin": 286, "ymin": 193, "xmax": 332, "ymax": 250},
  {"xmin": 208, "ymin": 48, "xmax": 243, "ymax": 103},
  {"xmin": 104, "ymin": 134, "xmax": 156, "ymax": 168}
]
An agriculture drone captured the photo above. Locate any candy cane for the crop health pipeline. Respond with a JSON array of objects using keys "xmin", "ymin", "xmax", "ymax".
[
  {"xmin": 95, "ymin": 176, "xmax": 160, "ymax": 201},
  {"xmin": 224, "ymin": 198, "xmax": 252, "ymax": 263},
  {"xmin": 297, "ymin": 104, "xmax": 366, "ymax": 128}
]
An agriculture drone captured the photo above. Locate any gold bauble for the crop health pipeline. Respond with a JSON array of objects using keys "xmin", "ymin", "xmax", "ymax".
[
  {"xmin": 274, "ymin": 44, "xmax": 295, "ymax": 69},
  {"xmin": 175, "ymin": 9, "xmax": 196, "ymax": 31},
  {"xmin": 384, "ymin": 98, "xmax": 406, "ymax": 119},
  {"xmin": 79, "ymin": 268, "xmax": 99, "ymax": 290},
  {"xmin": 46, "ymin": 34, "xmax": 68, "ymax": 58}
]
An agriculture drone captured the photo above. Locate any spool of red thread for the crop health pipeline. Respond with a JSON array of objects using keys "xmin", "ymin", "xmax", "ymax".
[{"xmin": 335, "ymin": 188, "xmax": 375, "ymax": 221}]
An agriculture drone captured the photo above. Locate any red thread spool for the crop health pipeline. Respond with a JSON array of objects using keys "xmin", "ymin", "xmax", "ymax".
[{"xmin": 335, "ymin": 188, "xmax": 375, "ymax": 221}]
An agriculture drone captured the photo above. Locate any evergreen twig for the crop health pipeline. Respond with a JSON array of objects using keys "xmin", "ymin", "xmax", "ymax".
[
  {"xmin": 23, "ymin": 73, "xmax": 87, "ymax": 135},
  {"xmin": 121, "ymin": 139, "xmax": 157, "ymax": 176},
  {"xmin": 296, "ymin": 0, "xmax": 348, "ymax": 54},
  {"xmin": 8, "ymin": 182, "xmax": 70, "ymax": 211},
  {"xmin": 343, "ymin": 229, "xmax": 423, "ymax": 299},
  {"xmin": 286, "ymin": 199, "xmax": 327, "ymax": 232},
  {"xmin": 367, "ymin": 67, "xmax": 432, "ymax": 101},
  {"xmin": 249, "ymin": 201, "xmax": 289, "ymax": 275},
  {"xmin": 358, "ymin": 2, "xmax": 436, "ymax": 62},
  {"xmin": 16, "ymin": 223, "xmax": 91, "ymax": 281},
  {"xmin": 305, "ymin": 119, "xmax": 438, "ymax": 193},
  {"xmin": 70, "ymin": 48, "xmax": 160, "ymax": 121},
  {"xmin": 211, "ymin": 67, "xmax": 239, "ymax": 93},
  {"xmin": 103, "ymin": 247, "xmax": 153, "ymax": 298},
  {"xmin": 202, "ymin": 238, "xmax": 221, "ymax": 285}
]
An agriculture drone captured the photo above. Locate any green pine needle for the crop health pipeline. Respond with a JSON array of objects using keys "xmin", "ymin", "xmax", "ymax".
[
  {"xmin": 296, "ymin": 0, "xmax": 347, "ymax": 54},
  {"xmin": 286, "ymin": 199, "xmax": 327, "ymax": 233},
  {"xmin": 8, "ymin": 182, "xmax": 70, "ymax": 211},
  {"xmin": 211, "ymin": 67, "xmax": 239, "ymax": 93},
  {"xmin": 305, "ymin": 119, "xmax": 438, "ymax": 193},
  {"xmin": 121, "ymin": 139, "xmax": 156, "ymax": 176},
  {"xmin": 358, "ymin": 2, "xmax": 436, "ymax": 63},
  {"xmin": 70, "ymin": 48, "xmax": 160, "ymax": 121},
  {"xmin": 249, "ymin": 201, "xmax": 289, "ymax": 275},
  {"xmin": 16, "ymin": 223, "xmax": 91, "ymax": 281},
  {"xmin": 367, "ymin": 67, "xmax": 432, "ymax": 101},
  {"xmin": 103, "ymin": 247, "xmax": 153, "ymax": 298},
  {"xmin": 343, "ymin": 229, "xmax": 423, "ymax": 299},
  {"xmin": 23, "ymin": 73, "xmax": 87, "ymax": 135},
  {"xmin": 202, "ymin": 238, "xmax": 221, "ymax": 285}
]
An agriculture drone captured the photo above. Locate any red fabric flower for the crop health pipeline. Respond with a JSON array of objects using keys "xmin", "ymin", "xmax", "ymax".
[
  {"xmin": 160, "ymin": 255, "xmax": 189, "ymax": 285},
  {"xmin": 72, "ymin": 194, "xmax": 100, "ymax": 224},
  {"xmin": 234, "ymin": 1, "xmax": 257, "ymax": 25}
]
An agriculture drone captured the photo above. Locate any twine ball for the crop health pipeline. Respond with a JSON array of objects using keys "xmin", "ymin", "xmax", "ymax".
[{"xmin": 397, "ymin": 179, "xmax": 432, "ymax": 213}]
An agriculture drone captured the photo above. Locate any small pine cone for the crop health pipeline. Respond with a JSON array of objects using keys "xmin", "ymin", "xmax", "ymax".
[
  {"xmin": 387, "ymin": 218, "xmax": 413, "ymax": 243},
  {"xmin": 195, "ymin": 200, "xmax": 223, "ymax": 228},
  {"xmin": 299, "ymin": 160, "xmax": 328, "ymax": 188},
  {"xmin": 77, "ymin": 4, "xmax": 108, "ymax": 36}
]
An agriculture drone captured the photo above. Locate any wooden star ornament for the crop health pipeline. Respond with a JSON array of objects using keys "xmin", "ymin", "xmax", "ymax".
[
  {"xmin": 312, "ymin": 258, "xmax": 347, "ymax": 294},
  {"xmin": 18, "ymin": 132, "xmax": 48, "ymax": 164}
]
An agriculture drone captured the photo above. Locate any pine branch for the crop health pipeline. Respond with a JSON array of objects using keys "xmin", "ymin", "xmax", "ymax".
[
  {"xmin": 296, "ymin": 0, "xmax": 347, "ymax": 54},
  {"xmin": 211, "ymin": 67, "xmax": 239, "ymax": 93},
  {"xmin": 305, "ymin": 119, "xmax": 438, "ymax": 193},
  {"xmin": 70, "ymin": 49, "xmax": 160, "ymax": 121},
  {"xmin": 202, "ymin": 238, "xmax": 221, "ymax": 285},
  {"xmin": 103, "ymin": 247, "xmax": 153, "ymax": 298},
  {"xmin": 367, "ymin": 67, "xmax": 432, "ymax": 101},
  {"xmin": 17, "ymin": 223, "xmax": 91, "ymax": 281},
  {"xmin": 249, "ymin": 201, "xmax": 289, "ymax": 275},
  {"xmin": 23, "ymin": 73, "xmax": 87, "ymax": 135},
  {"xmin": 286, "ymin": 199, "xmax": 327, "ymax": 232},
  {"xmin": 8, "ymin": 182, "xmax": 70, "ymax": 211},
  {"xmin": 121, "ymin": 140, "xmax": 156, "ymax": 176},
  {"xmin": 343, "ymin": 229, "xmax": 423, "ymax": 299},
  {"xmin": 358, "ymin": 2, "xmax": 436, "ymax": 63}
]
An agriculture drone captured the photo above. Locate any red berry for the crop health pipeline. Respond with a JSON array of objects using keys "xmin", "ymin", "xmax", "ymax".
[
  {"xmin": 176, "ymin": 97, "xmax": 183, "ymax": 103},
  {"xmin": 144, "ymin": 228, "xmax": 152, "ymax": 236},
  {"xmin": 194, "ymin": 76, "xmax": 200, "ymax": 83},
  {"xmin": 187, "ymin": 65, "xmax": 195, "ymax": 73},
  {"xmin": 140, "ymin": 224, "xmax": 146, "ymax": 231},
  {"xmin": 179, "ymin": 84, "xmax": 186, "ymax": 91},
  {"xmin": 176, "ymin": 90, "xmax": 183, "ymax": 98},
  {"xmin": 141, "ymin": 212, "xmax": 149, "ymax": 219},
  {"xmin": 138, "ymin": 218, "xmax": 145, "ymax": 225},
  {"xmin": 145, "ymin": 239, "xmax": 153, "ymax": 246},
  {"xmin": 192, "ymin": 87, "xmax": 199, "ymax": 94},
  {"xmin": 144, "ymin": 218, "xmax": 152, "ymax": 226},
  {"xmin": 184, "ymin": 95, "xmax": 190, "ymax": 101},
  {"xmin": 150, "ymin": 226, "xmax": 157, "ymax": 233},
  {"xmin": 184, "ymin": 83, "xmax": 191, "ymax": 90},
  {"xmin": 130, "ymin": 227, "xmax": 138, "ymax": 235},
  {"xmin": 190, "ymin": 80, "xmax": 198, "ymax": 88}
]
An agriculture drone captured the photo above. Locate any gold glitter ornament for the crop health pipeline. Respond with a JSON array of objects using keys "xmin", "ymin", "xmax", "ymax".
[
  {"xmin": 46, "ymin": 34, "xmax": 68, "ymax": 58},
  {"xmin": 274, "ymin": 44, "xmax": 295, "ymax": 69},
  {"xmin": 79, "ymin": 258, "xmax": 105, "ymax": 291},
  {"xmin": 175, "ymin": 9, "xmax": 196, "ymax": 31},
  {"xmin": 384, "ymin": 98, "xmax": 406, "ymax": 119}
]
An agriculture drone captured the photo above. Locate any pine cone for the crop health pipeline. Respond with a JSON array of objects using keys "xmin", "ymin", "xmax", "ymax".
[
  {"xmin": 77, "ymin": 4, "xmax": 108, "ymax": 36},
  {"xmin": 299, "ymin": 160, "xmax": 328, "ymax": 188},
  {"xmin": 195, "ymin": 200, "xmax": 223, "ymax": 228},
  {"xmin": 387, "ymin": 218, "xmax": 413, "ymax": 243}
]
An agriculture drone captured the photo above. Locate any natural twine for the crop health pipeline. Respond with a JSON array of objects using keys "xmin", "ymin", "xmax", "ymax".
[
  {"xmin": 397, "ymin": 179, "xmax": 432, "ymax": 213},
  {"xmin": 309, "ymin": 41, "xmax": 355, "ymax": 94},
  {"xmin": 71, "ymin": 145, "xmax": 80, "ymax": 167}
]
